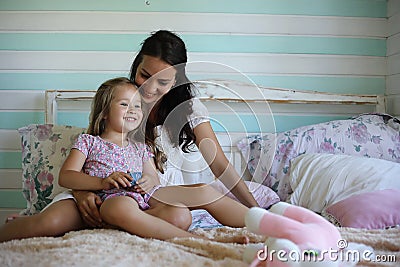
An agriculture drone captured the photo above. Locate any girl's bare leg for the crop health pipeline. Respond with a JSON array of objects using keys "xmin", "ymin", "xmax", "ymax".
[
  {"xmin": 0, "ymin": 199, "xmax": 85, "ymax": 243},
  {"xmin": 151, "ymin": 184, "xmax": 249, "ymax": 227},
  {"xmin": 146, "ymin": 198, "xmax": 192, "ymax": 230},
  {"xmin": 99, "ymin": 196, "xmax": 201, "ymax": 240}
]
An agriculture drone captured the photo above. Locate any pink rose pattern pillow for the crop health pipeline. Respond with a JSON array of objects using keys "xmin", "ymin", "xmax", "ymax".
[
  {"xmin": 237, "ymin": 113, "xmax": 400, "ymax": 201},
  {"xmin": 19, "ymin": 124, "xmax": 86, "ymax": 215}
]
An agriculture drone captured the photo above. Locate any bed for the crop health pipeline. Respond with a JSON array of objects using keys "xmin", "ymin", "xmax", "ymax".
[{"xmin": 0, "ymin": 79, "xmax": 399, "ymax": 266}]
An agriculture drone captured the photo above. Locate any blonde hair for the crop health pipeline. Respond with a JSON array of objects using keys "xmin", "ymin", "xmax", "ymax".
[{"xmin": 87, "ymin": 77, "xmax": 133, "ymax": 136}]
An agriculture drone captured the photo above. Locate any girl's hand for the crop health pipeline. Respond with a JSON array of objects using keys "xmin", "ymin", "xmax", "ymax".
[
  {"xmin": 72, "ymin": 190, "xmax": 103, "ymax": 227},
  {"xmin": 133, "ymin": 174, "xmax": 160, "ymax": 194},
  {"xmin": 101, "ymin": 172, "xmax": 133, "ymax": 190}
]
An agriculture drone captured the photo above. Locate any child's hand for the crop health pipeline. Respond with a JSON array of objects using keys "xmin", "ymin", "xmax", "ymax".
[
  {"xmin": 101, "ymin": 172, "xmax": 133, "ymax": 190},
  {"xmin": 133, "ymin": 174, "xmax": 161, "ymax": 194},
  {"xmin": 128, "ymin": 172, "xmax": 141, "ymax": 186}
]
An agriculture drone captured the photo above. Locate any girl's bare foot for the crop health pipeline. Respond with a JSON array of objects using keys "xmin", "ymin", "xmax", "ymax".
[{"xmin": 5, "ymin": 213, "xmax": 23, "ymax": 223}]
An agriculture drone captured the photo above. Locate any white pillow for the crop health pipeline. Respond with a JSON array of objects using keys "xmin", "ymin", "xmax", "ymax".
[{"xmin": 289, "ymin": 153, "xmax": 400, "ymax": 213}]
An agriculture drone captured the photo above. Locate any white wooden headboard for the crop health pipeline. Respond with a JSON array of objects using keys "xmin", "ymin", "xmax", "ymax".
[
  {"xmin": 44, "ymin": 79, "xmax": 386, "ymax": 183},
  {"xmin": 45, "ymin": 79, "xmax": 385, "ymax": 124}
]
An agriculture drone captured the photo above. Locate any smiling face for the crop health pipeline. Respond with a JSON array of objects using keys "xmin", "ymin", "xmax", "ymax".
[
  {"xmin": 105, "ymin": 84, "xmax": 143, "ymax": 134},
  {"xmin": 134, "ymin": 55, "xmax": 177, "ymax": 104}
]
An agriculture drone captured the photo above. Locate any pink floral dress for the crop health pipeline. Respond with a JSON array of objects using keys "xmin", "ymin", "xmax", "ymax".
[{"xmin": 72, "ymin": 134, "xmax": 156, "ymax": 210}]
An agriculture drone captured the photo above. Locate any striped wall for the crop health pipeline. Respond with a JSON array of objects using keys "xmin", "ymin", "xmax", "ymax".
[
  {"xmin": 0, "ymin": 0, "xmax": 390, "ymax": 221},
  {"xmin": 387, "ymin": 0, "xmax": 400, "ymax": 117}
]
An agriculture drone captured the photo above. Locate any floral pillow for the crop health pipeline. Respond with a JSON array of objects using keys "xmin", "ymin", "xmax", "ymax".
[
  {"xmin": 18, "ymin": 124, "xmax": 86, "ymax": 215},
  {"xmin": 237, "ymin": 113, "xmax": 400, "ymax": 201}
]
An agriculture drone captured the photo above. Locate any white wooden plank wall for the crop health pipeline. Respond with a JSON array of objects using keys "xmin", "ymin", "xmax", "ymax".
[{"xmin": 0, "ymin": 0, "xmax": 392, "ymax": 219}]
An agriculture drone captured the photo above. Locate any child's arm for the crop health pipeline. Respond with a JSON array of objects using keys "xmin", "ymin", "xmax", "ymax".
[
  {"xmin": 59, "ymin": 149, "xmax": 103, "ymax": 190},
  {"xmin": 59, "ymin": 149, "xmax": 132, "ymax": 190}
]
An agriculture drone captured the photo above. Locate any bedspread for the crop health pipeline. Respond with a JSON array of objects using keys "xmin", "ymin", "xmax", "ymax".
[{"xmin": 0, "ymin": 226, "xmax": 398, "ymax": 267}]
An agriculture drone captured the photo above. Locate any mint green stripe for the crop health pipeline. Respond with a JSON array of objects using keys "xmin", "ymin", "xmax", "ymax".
[
  {"xmin": 0, "ymin": 33, "xmax": 386, "ymax": 56},
  {"xmin": 0, "ymin": 190, "xmax": 26, "ymax": 208},
  {"xmin": 210, "ymin": 115, "xmax": 348, "ymax": 133},
  {"xmin": 36, "ymin": 111, "xmax": 345, "ymax": 134},
  {"xmin": 0, "ymin": 0, "xmax": 387, "ymax": 17},
  {"xmin": 0, "ymin": 33, "xmax": 147, "ymax": 52},
  {"xmin": 0, "ymin": 152, "xmax": 21, "ymax": 169},
  {"xmin": 0, "ymin": 112, "xmax": 44, "ymax": 129},
  {"xmin": 183, "ymin": 35, "xmax": 386, "ymax": 56},
  {"xmin": 190, "ymin": 74, "xmax": 385, "ymax": 95},
  {"xmin": 0, "ymin": 73, "xmax": 385, "ymax": 95},
  {"xmin": 58, "ymin": 112, "xmax": 90, "ymax": 128}
]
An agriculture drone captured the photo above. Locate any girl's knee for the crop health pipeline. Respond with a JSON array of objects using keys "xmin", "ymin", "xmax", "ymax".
[
  {"xmin": 174, "ymin": 207, "xmax": 192, "ymax": 230},
  {"xmin": 100, "ymin": 197, "xmax": 141, "ymax": 225},
  {"xmin": 34, "ymin": 213, "xmax": 72, "ymax": 235},
  {"xmin": 100, "ymin": 201, "xmax": 123, "ymax": 222},
  {"xmin": 162, "ymin": 205, "xmax": 192, "ymax": 230}
]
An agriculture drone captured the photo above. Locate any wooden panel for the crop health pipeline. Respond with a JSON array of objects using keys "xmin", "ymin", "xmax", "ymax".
[
  {"xmin": 37, "ymin": 101, "xmax": 373, "ymax": 132},
  {"xmin": 0, "ymin": 0, "xmax": 387, "ymax": 17},
  {"xmin": 44, "ymin": 87, "xmax": 382, "ymax": 133},
  {"xmin": 386, "ymin": 74, "xmax": 400, "ymax": 95},
  {"xmin": 388, "ymin": 53, "xmax": 400, "ymax": 76},
  {"xmin": 0, "ymin": 51, "xmax": 133, "ymax": 72},
  {"xmin": 388, "ymin": 0, "xmax": 400, "ymax": 18},
  {"xmin": 0, "ymin": 129, "xmax": 21, "ymax": 150},
  {"xmin": 0, "ymin": 90, "xmax": 44, "ymax": 110},
  {"xmin": 387, "ymin": 95, "xmax": 400, "ymax": 117},
  {"xmin": 388, "ymin": 9, "xmax": 400, "ymax": 37},
  {"xmin": 0, "ymin": 190, "xmax": 26, "ymax": 208},
  {"xmin": 0, "ymin": 72, "xmax": 386, "ymax": 95},
  {"xmin": 0, "ymin": 112, "xmax": 44, "ymax": 129},
  {"xmin": 0, "ymin": 51, "xmax": 387, "ymax": 76},
  {"xmin": 0, "ymin": 33, "xmax": 386, "ymax": 57},
  {"xmin": 387, "ymin": 33, "xmax": 400, "ymax": 57},
  {"xmin": 0, "ymin": 170, "xmax": 22, "ymax": 189},
  {"xmin": 0, "ymin": 152, "xmax": 21, "ymax": 169},
  {"xmin": 0, "ymin": 11, "xmax": 387, "ymax": 37}
]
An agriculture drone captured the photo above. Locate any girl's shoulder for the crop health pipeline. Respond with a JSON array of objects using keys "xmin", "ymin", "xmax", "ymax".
[
  {"xmin": 130, "ymin": 142, "xmax": 154, "ymax": 156},
  {"xmin": 75, "ymin": 133, "xmax": 102, "ymax": 146},
  {"xmin": 72, "ymin": 133, "xmax": 99, "ymax": 154},
  {"xmin": 129, "ymin": 141, "xmax": 148, "ymax": 150},
  {"xmin": 76, "ymin": 133, "xmax": 97, "ymax": 141}
]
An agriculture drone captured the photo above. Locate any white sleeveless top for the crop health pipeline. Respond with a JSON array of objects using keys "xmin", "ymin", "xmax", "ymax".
[{"xmin": 156, "ymin": 98, "xmax": 210, "ymax": 185}]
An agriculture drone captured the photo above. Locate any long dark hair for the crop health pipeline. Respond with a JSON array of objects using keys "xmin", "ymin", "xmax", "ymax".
[{"xmin": 129, "ymin": 30, "xmax": 196, "ymax": 172}]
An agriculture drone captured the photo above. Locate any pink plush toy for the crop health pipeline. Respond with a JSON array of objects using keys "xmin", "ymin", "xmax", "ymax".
[{"xmin": 243, "ymin": 202, "xmax": 342, "ymax": 267}]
